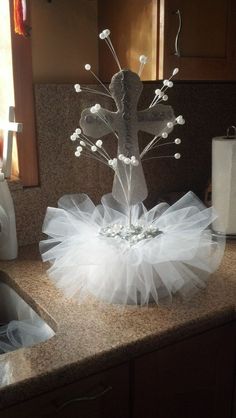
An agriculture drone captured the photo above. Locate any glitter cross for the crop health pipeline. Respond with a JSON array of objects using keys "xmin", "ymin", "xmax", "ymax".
[{"xmin": 80, "ymin": 70, "xmax": 175, "ymax": 206}]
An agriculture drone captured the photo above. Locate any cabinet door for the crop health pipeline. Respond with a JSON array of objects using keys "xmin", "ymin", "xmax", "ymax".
[
  {"xmin": 160, "ymin": 0, "xmax": 236, "ymax": 80},
  {"xmin": 133, "ymin": 322, "xmax": 236, "ymax": 418},
  {"xmin": 1, "ymin": 363, "xmax": 130, "ymax": 418},
  {"xmin": 98, "ymin": 0, "xmax": 158, "ymax": 82}
]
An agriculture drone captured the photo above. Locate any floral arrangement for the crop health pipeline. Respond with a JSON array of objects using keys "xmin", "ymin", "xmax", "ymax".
[{"xmin": 40, "ymin": 29, "xmax": 224, "ymax": 306}]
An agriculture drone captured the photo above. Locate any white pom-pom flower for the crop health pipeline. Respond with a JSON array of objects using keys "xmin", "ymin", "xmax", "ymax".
[
  {"xmin": 118, "ymin": 154, "xmax": 125, "ymax": 160},
  {"xmin": 139, "ymin": 55, "xmax": 148, "ymax": 64},
  {"xmin": 99, "ymin": 32, "xmax": 105, "ymax": 39},
  {"xmin": 176, "ymin": 115, "xmax": 185, "ymax": 125},
  {"xmin": 85, "ymin": 64, "xmax": 91, "ymax": 71},
  {"xmin": 162, "ymin": 132, "xmax": 168, "ymax": 139},
  {"xmin": 74, "ymin": 84, "xmax": 81, "ymax": 93},
  {"xmin": 70, "ymin": 133, "xmax": 77, "ymax": 141},
  {"xmin": 96, "ymin": 140, "xmax": 103, "ymax": 148},
  {"xmin": 103, "ymin": 29, "xmax": 111, "ymax": 38},
  {"xmin": 172, "ymin": 67, "xmax": 179, "ymax": 75},
  {"xmin": 131, "ymin": 159, "xmax": 139, "ymax": 166}
]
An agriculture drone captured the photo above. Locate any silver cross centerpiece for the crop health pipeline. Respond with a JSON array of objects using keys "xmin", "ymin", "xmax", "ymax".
[{"xmin": 80, "ymin": 69, "xmax": 175, "ymax": 206}]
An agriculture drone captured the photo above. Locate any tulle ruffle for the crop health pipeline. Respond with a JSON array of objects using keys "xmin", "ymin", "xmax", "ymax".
[{"xmin": 40, "ymin": 192, "xmax": 225, "ymax": 305}]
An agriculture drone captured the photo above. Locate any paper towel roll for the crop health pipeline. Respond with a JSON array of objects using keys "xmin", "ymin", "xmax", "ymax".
[{"xmin": 212, "ymin": 135, "xmax": 236, "ymax": 235}]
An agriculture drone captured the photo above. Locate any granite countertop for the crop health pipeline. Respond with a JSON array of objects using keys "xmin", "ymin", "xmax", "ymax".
[{"xmin": 0, "ymin": 242, "xmax": 236, "ymax": 409}]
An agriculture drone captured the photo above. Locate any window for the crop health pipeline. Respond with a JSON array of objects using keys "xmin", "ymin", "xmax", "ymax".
[{"xmin": 0, "ymin": 0, "xmax": 38, "ymax": 186}]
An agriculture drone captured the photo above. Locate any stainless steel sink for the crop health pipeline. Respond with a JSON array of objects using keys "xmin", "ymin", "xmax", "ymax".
[{"xmin": 0, "ymin": 280, "xmax": 55, "ymax": 354}]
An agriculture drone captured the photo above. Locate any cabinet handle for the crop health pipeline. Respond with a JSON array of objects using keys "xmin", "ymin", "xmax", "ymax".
[
  {"xmin": 57, "ymin": 385, "xmax": 113, "ymax": 411},
  {"xmin": 173, "ymin": 9, "xmax": 182, "ymax": 57}
]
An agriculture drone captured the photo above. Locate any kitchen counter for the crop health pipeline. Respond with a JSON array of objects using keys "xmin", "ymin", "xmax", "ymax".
[{"xmin": 0, "ymin": 242, "xmax": 236, "ymax": 409}]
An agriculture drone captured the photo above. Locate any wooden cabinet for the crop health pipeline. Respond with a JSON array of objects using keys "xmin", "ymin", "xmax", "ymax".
[
  {"xmin": 2, "ymin": 322, "xmax": 236, "ymax": 418},
  {"xmin": 133, "ymin": 322, "xmax": 236, "ymax": 418},
  {"xmin": 98, "ymin": 0, "xmax": 236, "ymax": 81},
  {"xmin": 1, "ymin": 363, "xmax": 130, "ymax": 418},
  {"xmin": 161, "ymin": 0, "xmax": 236, "ymax": 80},
  {"xmin": 98, "ymin": 0, "xmax": 158, "ymax": 82}
]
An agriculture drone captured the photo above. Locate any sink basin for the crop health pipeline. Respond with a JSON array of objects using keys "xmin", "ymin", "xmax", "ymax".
[{"xmin": 0, "ymin": 280, "xmax": 55, "ymax": 354}]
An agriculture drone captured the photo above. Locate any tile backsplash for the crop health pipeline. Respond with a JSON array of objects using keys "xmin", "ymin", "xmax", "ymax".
[{"xmin": 11, "ymin": 81, "xmax": 236, "ymax": 246}]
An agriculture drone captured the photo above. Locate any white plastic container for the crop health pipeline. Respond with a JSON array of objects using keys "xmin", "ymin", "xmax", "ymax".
[{"xmin": 0, "ymin": 171, "xmax": 17, "ymax": 260}]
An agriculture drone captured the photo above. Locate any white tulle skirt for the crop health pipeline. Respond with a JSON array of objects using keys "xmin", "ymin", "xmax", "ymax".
[{"xmin": 40, "ymin": 192, "xmax": 225, "ymax": 306}]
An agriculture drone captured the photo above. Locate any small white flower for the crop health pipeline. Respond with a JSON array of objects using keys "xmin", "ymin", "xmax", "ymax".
[
  {"xmin": 75, "ymin": 128, "xmax": 81, "ymax": 135},
  {"xmin": 175, "ymin": 138, "xmax": 181, "ymax": 144},
  {"xmin": 96, "ymin": 140, "xmax": 103, "ymax": 148},
  {"xmin": 112, "ymin": 158, "xmax": 117, "ymax": 168},
  {"xmin": 91, "ymin": 145, "xmax": 97, "ymax": 152},
  {"xmin": 167, "ymin": 81, "xmax": 173, "ymax": 88},
  {"xmin": 118, "ymin": 154, "xmax": 124, "ymax": 160},
  {"xmin": 70, "ymin": 133, "xmax": 77, "ymax": 141},
  {"xmin": 162, "ymin": 94, "xmax": 168, "ymax": 101},
  {"xmin": 174, "ymin": 153, "xmax": 181, "ymax": 159},
  {"xmin": 94, "ymin": 103, "xmax": 101, "ymax": 111},
  {"xmin": 99, "ymin": 32, "xmax": 106, "ymax": 39},
  {"xmin": 75, "ymin": 151, "xmax": 81, "ymax": 157},
  {"xmin": 167, "ymin": 122, "xmax": 173, "ymax": 129},
  {"xmin": 131, "ymin": 159, "xmax": 139, "ymax": 166},
  {"xmin": 103, "ymin": 29, "xmax": 111, "ymax": 38},
  {"xmin": 80, "ymin": 140, "xmax": 86, "ymax": 147},
  {"xmin": 172, "ymin": 68, "xmax": 179, "ymax": 75},
  {"xmin": 77, "ymin": 146, "xmax": 83, "ymax": 152},
  {"xmin": 176, "ymin": 115, "xmax": 185, "ymax": 125},
  {"xmin": 163, "ymin": 79, "xmax": 169, "ymax": 86},
  {"xmin": 162, "ymin": 132, "xmax": 168, "ymax": 139},
  {"xmin": 124, "ymin": 158, "xmax": 131, "ymax": 165},
  {"xmin": 85, "ymin": 64, "xmax": 91, "ymax": 71},
  {"xmin": 74, "ymin": 84, "xmax": 81, "ymax": 93},
  {"xmin": 139, "ymin": 55, "xmax": 148, "ymax": 64},
  {"xmin": 155, "ymin": 89, "xmax": 162, "ymax": 96}
]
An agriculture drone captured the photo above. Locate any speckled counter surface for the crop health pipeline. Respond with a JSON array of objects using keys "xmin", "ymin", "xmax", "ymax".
[{"xmin": 0, "ymin": 242, "xmax": 236, "ymax": 409}]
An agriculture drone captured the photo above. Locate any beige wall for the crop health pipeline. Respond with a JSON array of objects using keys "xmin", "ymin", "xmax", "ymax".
[{"xmin": 30, "ymin": 0, "xmax": 98, "ymax": 83}]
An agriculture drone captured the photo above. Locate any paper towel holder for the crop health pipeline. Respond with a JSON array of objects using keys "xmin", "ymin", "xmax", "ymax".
[
  {"xmin": 211, "ymin": 125, "xmax": 236, "ymax": 239},
  {"xmin": 225, "ymin": 125, "xmax": 236, "ymax": 139}
]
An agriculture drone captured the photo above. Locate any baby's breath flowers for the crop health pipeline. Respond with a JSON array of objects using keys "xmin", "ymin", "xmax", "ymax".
[
  {"xmin": 149, "ymin": 67, "xmax": 179, "ymax": 107},
  {"xmin": 70, "ymin": 124, "xmax": 140, "ymax": 173},
  {"xmin": 140, "ymin": 114, "xmax": 184, "ymax": 161}
]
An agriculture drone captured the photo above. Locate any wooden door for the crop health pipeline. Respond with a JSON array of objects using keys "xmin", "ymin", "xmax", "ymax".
[
  {"xmin": 98, "ymin": 0, "xmax": 158, "ymax": 82},
  {"xmin": 160, "ymin": 0, "xmax": 236, "ymax": 80},
  {"xmin": 1, "ymin": 363, "xmax": 130, "ymax": 418},
  {"xmin": 133, "ymin": 322, "xmax": 236, "ymax": 418}
]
